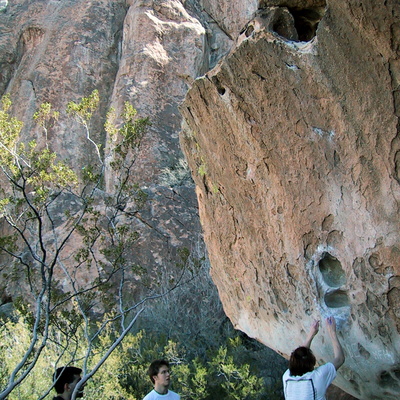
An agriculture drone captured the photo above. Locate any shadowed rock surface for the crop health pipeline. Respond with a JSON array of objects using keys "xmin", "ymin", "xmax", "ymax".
[{"xmin": 180, "ymin": 1, "xmax": 400, "ymax": 399}]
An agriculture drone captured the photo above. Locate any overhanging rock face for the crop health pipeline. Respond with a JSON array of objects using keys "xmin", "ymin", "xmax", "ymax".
[{"xmin": 180, "ymin": 1, "xmax": 400, "ymax": 399}]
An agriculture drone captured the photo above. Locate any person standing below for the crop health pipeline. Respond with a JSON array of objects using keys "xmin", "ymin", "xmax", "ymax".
[
  {"xmin": 282, "ymin": 316, "xmax": 345, "ymax": 400},
  {"xmin": 52, "ymin": 366, "xmax": 85, "ymax": 400},
  {"xmin": 143, "ymin": 359, "xmax": 180, "ymax": 400}
]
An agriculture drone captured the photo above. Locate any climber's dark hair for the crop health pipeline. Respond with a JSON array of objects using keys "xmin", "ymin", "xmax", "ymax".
[
  {"xmin": 53, "ymin": 366, "xmax": 82, "ymax": 394},
  {"xmin": 289, "ymin": 346, "xmax": 316, "ymax": 376}
]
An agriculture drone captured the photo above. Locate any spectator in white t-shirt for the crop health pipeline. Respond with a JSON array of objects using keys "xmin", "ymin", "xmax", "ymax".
[
  {"xmin": 282, "ymin": 317, "xmax": 345, "ymax": 400},
  {"xmin": 143, "ymin": 359, "xmax": 180, "ymax": 400}
]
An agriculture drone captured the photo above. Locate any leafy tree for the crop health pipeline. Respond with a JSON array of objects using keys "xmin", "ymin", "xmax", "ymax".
[
  {"xmin": 0, "ymin": 314, "xmax": 278, "ymax": 400},
  {"xmin": 0, "ymin": 91, "xmax": 161, "ymax": 400},
  {"xmin": 207, "ymin": 338, "xmax": 263, "ymax": 400}
]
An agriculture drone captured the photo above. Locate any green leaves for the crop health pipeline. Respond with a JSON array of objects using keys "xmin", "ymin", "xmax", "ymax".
[
  {"xmin": 208, "ymin": 339, "xmax": 264, "ymax": 400},
  {"xmin": 0, "ymin": 96, "xmax": 78, "ymax": 209},
  {"xmin": 27, "ymin": 147, "xmax": 78, "ymax": 204},
  {"xmin": 107, "ymin": 101, "xmax": 150, "ymax": 164},
  {"xmin": 0, "ymin": 94, "xmax": 24, "ymax": 170},
  {"xmin": 0, "ymin": 233, "xmax": 18, "ymax": 254},
  {"xmin": 33, "ymin": 102, "xmax": 59, "ymax": 128},
  {"xmin": 67, "ymin": 89, "xmax": 100, "ymax": 124},
  {"xmin": 0, "ymin": 305, "xmax": 278, "ymax": 400},
  {"xmin": 0, "ymin": 92, "xmax": 152, "ymax": 399}
]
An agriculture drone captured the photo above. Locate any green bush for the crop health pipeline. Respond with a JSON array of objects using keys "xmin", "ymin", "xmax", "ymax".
[{"xmin": 0, "ymin": 312, "xmax": 284, "ymax": 400}]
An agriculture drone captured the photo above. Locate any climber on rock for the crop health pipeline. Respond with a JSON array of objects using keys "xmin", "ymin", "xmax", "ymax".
[{"xmin": 282, "ymin": 316, "xmax": 345, "ymax": 400}]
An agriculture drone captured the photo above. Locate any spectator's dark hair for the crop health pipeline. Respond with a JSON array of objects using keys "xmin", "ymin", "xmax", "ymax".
[
  {"xmin": 53, "ymin": 366, "xmax": 82, "ymax": 394},
  {"xmin": 148, "ymin": 359, "xmax": 170, "ymax": 384},
  {"xmin": 289, "ymin": 347, "xmax": 316, "ymax": 376}
]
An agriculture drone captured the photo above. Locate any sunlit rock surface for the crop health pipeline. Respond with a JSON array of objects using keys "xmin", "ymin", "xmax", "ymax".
[{"xmin": 180, "ymin": 1, "xmax": 400, "ymax": 399}]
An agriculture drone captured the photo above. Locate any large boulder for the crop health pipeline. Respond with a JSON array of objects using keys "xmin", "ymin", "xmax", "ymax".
[{"xmin": 180, "ymin": 1, "xmax": 400, "ymax": 399}]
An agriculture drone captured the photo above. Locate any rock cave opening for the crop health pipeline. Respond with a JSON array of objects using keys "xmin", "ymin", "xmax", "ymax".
[
  {"xmin": 287, "ymin": 5, "xmax": 326, "ymax": 42},
  {"xmin": 257, "ymin": 1, "xmax": 327, "ymax": 42},
  {"xmin": 318, "ymin": 252, "xmax": 346, "ymax": 288},
  {"xmin": 242, "ymin": 2, "xmax": 327, "ymax": 43}
]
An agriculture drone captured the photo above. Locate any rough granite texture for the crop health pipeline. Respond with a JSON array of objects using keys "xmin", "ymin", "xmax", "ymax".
[{"xmin": 180, "ymin": 1, "xmax": 400, "ymax": 399}]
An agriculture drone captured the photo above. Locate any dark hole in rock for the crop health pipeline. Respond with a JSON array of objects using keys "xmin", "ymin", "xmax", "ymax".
[
  {"xmin": 324, "ymin": 289, "xmax": 349, "ymax": 308},
  {"xmin": 211, "ymin": 76, "xmax": 226, "ymax": 96},
  {"xmin": 287, "ymin": 5, "xmax": 326, "ymax": 42},
  {"xmin": 245, "ymin": 25, "xmax": 254, "ymax": 37},
  {"xmin": 379, "ymin": 370, "xmax": 400, "ymax": 388},
  {"xmin": 217, "ymin": 86, "xmax": 226, "ymax": 95},
  {"xmin": 271, "ymin": 13, "xmax": 297, "ymax": 40},
  {"xmin": 319, "ymin": 252, "xmax": 346, "ymax": 287}
]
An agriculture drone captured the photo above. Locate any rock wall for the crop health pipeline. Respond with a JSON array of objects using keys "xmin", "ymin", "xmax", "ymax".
[
  {"xmin": 180, "ymin": 1, "xmax": 400, "ymax": 399},
  {"xmin": 0, "ymin": 0, "xmax": 240, "ymax": 298}
]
